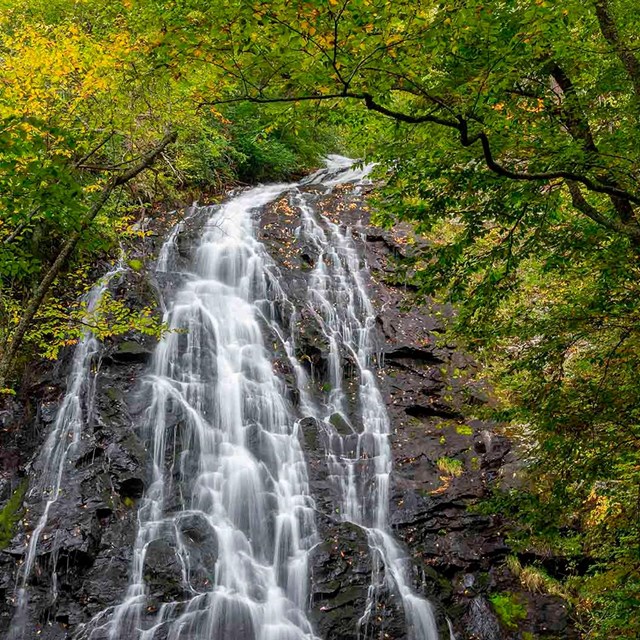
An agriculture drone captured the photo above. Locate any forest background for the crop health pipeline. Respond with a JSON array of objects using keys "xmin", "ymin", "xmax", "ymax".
[{"xmin": 0, "ymin": 1, "xmax": 639, "ymax": 637}]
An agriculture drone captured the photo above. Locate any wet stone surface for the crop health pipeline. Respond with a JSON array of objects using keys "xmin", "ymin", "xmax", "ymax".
[{"xmin": 0, "ymin": 175, "xmax": 574, "ymax": 639}]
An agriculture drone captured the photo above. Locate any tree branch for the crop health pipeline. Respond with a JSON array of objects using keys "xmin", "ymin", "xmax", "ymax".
[
  {"xmin": 0, "ymin": 130, "xmax": 177, "ymax": 388},
  {"xmin": 214, "ymin": 88, "xmax": 640, "ymax": 204},
  {"xmin": 547, "ymin": 62, "xmax": 635, "ymax": 222},
  {"xmin": 73, "ymin": 131, "xmax": 116, "ymax": 169},
  {"xmin": 2, "ymin": 206, "xmax": 41, "ymax": 246},
  {"xmin": 566, "ymin": 180, "xmax": 640, "ymax": 243},
  {"xmin": 210, "ymin": 88, "xmax": 640, "ymax": 229},
  {"xmin": 547, "ymin": 62, "xmax": 598, "ymax": 152}
]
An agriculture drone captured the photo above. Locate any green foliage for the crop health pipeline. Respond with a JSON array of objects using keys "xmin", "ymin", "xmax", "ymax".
[
  {"xmin": 28, "ymin": 289, "xmax": 166, "ymax": 360},
  {"xmin": 570, "ymin": 569, "xmax": 640, "ymax": 637},
  {"xmin": 0, "ymin": 0, "xmax": 337, "ymax": 379},
  {"xmin": 455, "ymin": 424, "xmax": 473, "ymax": 436},
  {"xmin": 489, "ymin": 592, "xmax": 528, "ymax": 630},
  {"xmin": 127, "ymin": 259, "xmax": 143, "ymax": 272},
  {"xmin": 506, "ymin": 555, "xmax": 568, "ymax": 599},
  {"xmin": 0, "ymin": 482, "xmax": 26, "ymax": 548},
  {"xmin": 436, "ymin": 456, "xmax": 463, "ymax": 477}
]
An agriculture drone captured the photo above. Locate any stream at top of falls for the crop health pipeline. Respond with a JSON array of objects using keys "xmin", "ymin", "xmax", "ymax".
[{"xmin": 13, "ymin": 158, "xmax": 448, "ymax": 640}]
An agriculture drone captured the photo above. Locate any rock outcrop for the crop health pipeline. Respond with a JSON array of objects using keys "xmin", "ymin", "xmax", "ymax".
[{"xmin": 0, "ymin": 175, "xmax": 573, "ymax": 639}]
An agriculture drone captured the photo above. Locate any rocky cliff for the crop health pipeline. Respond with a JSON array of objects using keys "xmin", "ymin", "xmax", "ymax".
[{"xmin": 0, "ymin": 168, "xmax": 572, "ymax": 639}]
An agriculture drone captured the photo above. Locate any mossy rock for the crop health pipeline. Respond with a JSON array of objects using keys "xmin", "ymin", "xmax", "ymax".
[
  {"xmin": 328, "ymin": 412, "xmax": 352, "ymax": 435},
  {"xmin": 111, "ymin": 340, "xmax": 154, "ymax": 363},
  {"xmin": 489, "ymin": 591, "xmax": 527, "ymax": 630},
  {"xmin": 0, "ymin": 481, "xmax": 27, "ymax": 548}
]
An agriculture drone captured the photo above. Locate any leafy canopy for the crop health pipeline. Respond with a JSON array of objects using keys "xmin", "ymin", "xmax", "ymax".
[{"xmin": 183, "ymin": 1, "xmax": 640, "ymax": 636}]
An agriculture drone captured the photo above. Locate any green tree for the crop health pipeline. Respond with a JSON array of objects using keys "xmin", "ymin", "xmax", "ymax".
[
  {"xmin": 188, "ymin": 0, "xmax": 640, "ymax": 635},
  {"xmin": 0, "ymin": 0, "xmax": 333, "ymax": 387}
]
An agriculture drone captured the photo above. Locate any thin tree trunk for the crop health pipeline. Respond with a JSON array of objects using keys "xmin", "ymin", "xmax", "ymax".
[
  {"xmin": 0, "ymin": 130, "xmax": 177, "ymax": 389},
  {"xmin": 594, "ymin": 0, "xmax": 640, "ymax": 100}
]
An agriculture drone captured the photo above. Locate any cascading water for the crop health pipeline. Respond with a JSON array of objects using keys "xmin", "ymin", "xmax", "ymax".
[
  {"xmin": 69, "ymin": 158, "xmax": 444, "ymax": 640},
  {"xmin": 156, "ymin": 205, "xmax": 199, "ymax": 276},
  {"xmin": 156, "ymin": 216, "xmax": 185, "ymax": 275},
  {"xmin": 292, "ymin": 158, "xmax": 440, "ymax": 640},
  {"xmin": 81, "ymin": 186, "xmax": 319, "ymax": 640},
  {"xmin": 9, "ymin": 264, "xmax": 124, "ymax": 639}
]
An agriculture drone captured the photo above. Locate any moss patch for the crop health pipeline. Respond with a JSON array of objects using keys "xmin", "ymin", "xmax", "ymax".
[
  {"xmin": 489, "ymin": 591, "xmax": 527, "ymax": 630},
  {"xmin": 436, "ymin": 456, "xmax": 464, "ymax": 477},
  {"xmin": 455, "ymin": 424, "xmax": 473, "ymax": 436},
  {"xmin": 0, "ymin": 481, "xmax": 27, "ymax": 548}
]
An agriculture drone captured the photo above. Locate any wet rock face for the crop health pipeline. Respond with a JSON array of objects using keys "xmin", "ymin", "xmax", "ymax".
[
  {"xmin": 259, "ymin": 182, "xmax": 574, "ymax": 640},
  {"xmin": 0, "ymin": 181, "xmax": 573, "ymax": 639},
  {"xmin": 310, "ymin": 518, "xmax": 407, "ymax": 640},
  {"xmin": 0, "ymin": 323, "xmax": 152, "ymax": 638},
  {"xmin": 0, "ymin": 219, "xmax": 184, "ymax": 637}
]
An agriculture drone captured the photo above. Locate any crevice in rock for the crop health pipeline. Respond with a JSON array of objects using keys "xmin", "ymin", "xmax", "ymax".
[
  {"xmin": 118, "ymin": 477, "xmax": 144, "ymax": 501},
  {"xmin": 405, "ymin": 403, "xmax": 462, "ymax": 420}
]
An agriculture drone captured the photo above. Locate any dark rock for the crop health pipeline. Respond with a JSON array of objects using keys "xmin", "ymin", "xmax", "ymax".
[
  {"xmin": 0, "ymin": 175, "xmax": 576, "ymax": 640},
  {"xmin": 405, "ymin": 403, "xmax": 461, "ymax": 419},
  {"xmin": 328, "ymin": 412, "xmax": 353, "ymax": 436},
  {"xmin": 384, "ymin": 345, "xmax": 444, "ymax": 365},
  {"xmin": 109, "ymin": 340, "xmax": 154, "ymax": 364},
  {"xmin": 533, "ymin": 596, "xmax": 570, "ymax": 634},
  {"xmin": 309, "ymin": 520, "xmax": 407, "ymax": 640},
  {"xmin": 118, "ymin": 477, "xmax": 144, "ymax": 501},
  {"xmin": 461, "ymin": 596, "xmax": 503, "ymax": 640},
  {"xmin": 143, "ymin": 539, "xmax": 185, "ymax": 601}
]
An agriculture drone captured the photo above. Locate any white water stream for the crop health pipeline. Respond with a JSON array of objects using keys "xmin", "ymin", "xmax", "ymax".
[
  {"xmin": 293, "ymin": 158, "xmax": 440, "ymax": 640},
  {"xmin": 83, "ymin": 185, "xmax": 319, "ymax": 640},
  {"xmin": 17, "ymin": 160, "xmax": 445, "ymax": 640},
  {"xmin": 9, "ymin": 264, "xmax": 125, "ymax": 639}
]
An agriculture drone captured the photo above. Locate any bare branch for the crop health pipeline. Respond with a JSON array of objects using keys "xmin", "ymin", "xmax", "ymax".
[
  {"xmin": 209, "ymin": 87, "xmax": 640, "ymax": 227},
  {"xmin": 73, "ymin": 131, "xmax": 116, "ymax": 169}
]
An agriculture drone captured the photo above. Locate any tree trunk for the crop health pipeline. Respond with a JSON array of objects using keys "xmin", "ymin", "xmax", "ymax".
[
  {"xmin": 0, "ymin": 130, "xmax": 177, "ymax": 390},
  {"xmin": 594, "ymin": 0, "xmax": 640, "ymax": 100}
]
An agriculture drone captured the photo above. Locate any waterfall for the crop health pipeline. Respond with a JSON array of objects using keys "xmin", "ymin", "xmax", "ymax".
[
  {"xmin": 81, "ymin": 185, "xmax": 319, "ymax": 640},
  {"xmin": 61, "ymin": 158, "xmax": 442, "ymax": 640},
  {"xmin": 156, "ymin": 205, "xmax": 199, "ymax": 275},
  {"xmin": 9, "ymin": 263, "xmax": 124, "ymax": 639},
  {"xmin": 292, "ymin": 165, "xmax": 440, "ymax": 640}
]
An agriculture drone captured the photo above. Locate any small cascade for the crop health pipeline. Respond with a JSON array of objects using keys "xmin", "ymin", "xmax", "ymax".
[
  {"xmin": 155, "ymin": 218, "xmax": 184, "ymax": 274},
  {"xmin": 293, "ymin": 165, "xmax": 440, "ymax": 639},
  {"xmin": 300, "ymin": 155, "xmax": 376, "ymax": 188},
  {"xmin": 9, "ymin": 263, "xmax": 125, "ymax": 639},
  {"xmin": 156, "ymin": 205, "xmax": 199, "ymax": 275},
  {"xmin": 81, "ymin": 185, "xmax": 319, "ymax": 640}
]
